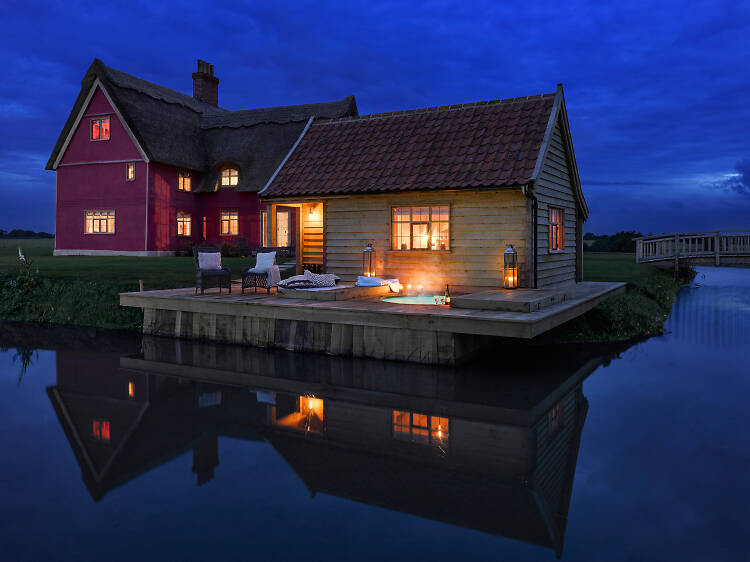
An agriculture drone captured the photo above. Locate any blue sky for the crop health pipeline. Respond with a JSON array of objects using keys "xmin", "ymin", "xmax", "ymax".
[{"xmin": 1, "ymin": 0, "xmax": 748, "ymax": 234}]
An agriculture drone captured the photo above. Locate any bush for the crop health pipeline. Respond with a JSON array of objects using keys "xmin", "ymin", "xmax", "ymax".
[
  {"xmin": 220, "ymin": 241, "xmax": 239, "ymax": 257},
  {"xmin": 587, "ymin": 231, "xmax": 644, "ymax": 253}
]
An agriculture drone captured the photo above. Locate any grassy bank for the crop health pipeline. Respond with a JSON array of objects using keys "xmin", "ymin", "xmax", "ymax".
[
  {"xmin": 0, "ymin": 239, "xmax": 289, "ymax": 331},
  {"xmin": 1, "ymin": 240, "xmax": 689, "ymax": 341},
  {"xmin": 552, "ymin": 252, "xmax": 690, "ymax": 343}
]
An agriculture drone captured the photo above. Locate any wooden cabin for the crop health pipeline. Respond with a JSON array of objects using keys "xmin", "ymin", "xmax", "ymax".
[{"xmin": 259, "ymin": 84, "xmax": 588, "ymax": 289}]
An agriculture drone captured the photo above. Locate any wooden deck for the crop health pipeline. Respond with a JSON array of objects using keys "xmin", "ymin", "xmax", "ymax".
[{"xmin": 120, "ymin": 281, "xmax": 625, "ymax": 364}]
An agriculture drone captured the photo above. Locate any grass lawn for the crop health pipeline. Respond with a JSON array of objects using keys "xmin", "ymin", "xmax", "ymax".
[
  {"xmin": 1, "ymin": 239, "xmax": 686, "ymax": 341},
  {"xmin": 1, "ymin": 238, "xmax": 279, "ymax": 289}
]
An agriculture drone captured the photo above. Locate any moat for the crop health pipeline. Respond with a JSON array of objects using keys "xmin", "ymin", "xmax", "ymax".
[{"xmin": 0, "ymin": 267, "xmax": 748, "ymax": 561}]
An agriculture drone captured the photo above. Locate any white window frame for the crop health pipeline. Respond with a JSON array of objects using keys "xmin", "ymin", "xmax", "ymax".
[
  {"xmin": 220, "ymin": 211, "xmax": 239, "ymax": 236},
  {"xmin": 176, "ymin": 212, "xmax": 192, "ymax": 237},
  {"xmin": 178, "ymin": 172, "xmax": 191, "ymax": 192},
  {"xmin": 391, "ymin": 205, "xmax": 450, "ymax": 251},
  {"xmin": 85, "ymin": 210, "xmax": 115, "ymax": 235},
  {"xmin": 126, "ymin": 162, "xmax": 136, "ymax": 181}
]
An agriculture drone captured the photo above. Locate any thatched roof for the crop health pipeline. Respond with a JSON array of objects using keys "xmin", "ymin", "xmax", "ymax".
[{"xmin": 46, "ymin": 59, "xmax": 357, "ymax": 193}]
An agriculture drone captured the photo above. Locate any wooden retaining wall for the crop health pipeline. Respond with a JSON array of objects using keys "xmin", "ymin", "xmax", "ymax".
[{"xmin": 142, "ymin": 307, "xmax": 493, "ymax": 365}]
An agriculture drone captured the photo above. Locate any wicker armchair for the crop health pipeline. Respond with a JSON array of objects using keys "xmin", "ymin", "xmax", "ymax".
[
  {"xmin": 193, "ymin": 246, "xmax": 231, "ymax": 295},
  {"xmin": 241, "ymin": 251, "xmax": 279, "ymax": 294}
]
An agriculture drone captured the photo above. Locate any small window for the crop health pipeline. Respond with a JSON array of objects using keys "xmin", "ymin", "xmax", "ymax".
[
  {"xmin": 92, "ymin": 419, "xmax": 110, "ymax": 441},
  {"xmin": 549, "ymin": 207, "xmax": 564, "ymax": 251},
  {"xmin": 220, "ymin": 211, "xmax": 239, "ymax": 236},
  {"xmin": 218, "ymin": 167, "xmax": 239, "ymax": 188},
  {"xmin": 90, "ymin": 117, "xmax": 110, "ymax": 141},
  {"xmin": 391, "ymin": 206, "xmax": 450, "ymax": 250},
  {"xmin": 128, "ymin": 381, "xmax": 135, "ymax": 399},
  {"xmin": 85, "ymin": 210, "xmax": 115, "ymax": 234},
  {"xmin": 178, "ymin": 172, "xmax": 191, "ymax": 192},
  {"xmin": 177, "ymin": 212, "xmax": 192, "ymax": 237},
  {"xmin": 126, "ymin": 162, "xmax": 135, "ymax": 181}
]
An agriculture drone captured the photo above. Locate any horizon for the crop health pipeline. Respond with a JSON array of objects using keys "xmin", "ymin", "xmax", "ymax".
[{"xmin": 1, "ymin": 1, "xmax": 748, "ymax": 234}]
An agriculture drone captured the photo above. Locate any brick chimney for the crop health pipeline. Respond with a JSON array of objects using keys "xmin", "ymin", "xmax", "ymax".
[{"xmin": 192, "ymin": 59, "xmax": 219, "ymax": 106}]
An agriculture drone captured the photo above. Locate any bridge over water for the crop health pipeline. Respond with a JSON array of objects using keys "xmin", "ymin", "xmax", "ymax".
[{"xmin": 635, "ymin": 230, "xmax": 750, "ymax": 270}]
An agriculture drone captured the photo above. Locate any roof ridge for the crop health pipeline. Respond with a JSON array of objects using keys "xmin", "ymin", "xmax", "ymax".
[
  {"xmin": 215, "ymin": 95, "xmax": 356, "ymax": 116},
  {"xmin": 313, "ymin": 93, "xmax": 556, "ymax": 125},
  {"xmin": 99, "ymin": 60, "xmax": 226, "ymax": 114}
]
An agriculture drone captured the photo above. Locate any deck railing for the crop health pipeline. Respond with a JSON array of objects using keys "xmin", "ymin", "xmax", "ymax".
[{"xmin": 635, "ymin": 230, "xmax": 750, "ymax": 265}]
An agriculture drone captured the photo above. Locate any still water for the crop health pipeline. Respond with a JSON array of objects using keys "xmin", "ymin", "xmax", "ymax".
[{"xmin": 0, "ymin": 267, "xmax": 748, "ymax": 561}]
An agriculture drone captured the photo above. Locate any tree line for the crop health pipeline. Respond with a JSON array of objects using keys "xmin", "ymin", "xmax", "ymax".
[
  {"xmin": 583, "ymin": 231, "xmax": 643, "ymax": 252},
  {"xmin": 0, "ymin": 229, "xmax": 54, "ymax": 238}
]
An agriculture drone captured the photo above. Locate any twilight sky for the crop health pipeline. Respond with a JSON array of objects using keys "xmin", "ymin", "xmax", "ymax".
[{"xmin": 1, "ymin": 0, "xmax": 748, "ymax": 234}]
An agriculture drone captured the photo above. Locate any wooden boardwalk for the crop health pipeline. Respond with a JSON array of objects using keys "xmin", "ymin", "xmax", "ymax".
[
  {"xmin": 120, "ymin": 281, "xmax": 625, "ymax": 364},
  {"xmin": 636, "ymin": 230, "xmax": 750, "ymax": 271}
]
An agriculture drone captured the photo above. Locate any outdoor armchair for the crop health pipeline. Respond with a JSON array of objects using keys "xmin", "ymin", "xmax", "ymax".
[{"xmin": 193, "ymin": 246, "xmax": 232, "ymax": 295}]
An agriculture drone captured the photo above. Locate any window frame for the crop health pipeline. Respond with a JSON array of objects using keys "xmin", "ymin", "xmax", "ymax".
[
  {"xmin": 219, "ymin": 167, "xmax": 239, "ymax": 188},
  {"xmin": 390, "ymin": 204, "xmax": 451, "ymax": 251},
  {"xmin": 125, "ymin": 162, "xmax": 136, "ymax": 181},
  {"xmin": 260, "ymin": 210, "xmax": 268, "ymax": 247},
  {"xmin": 176, "ymin": 212, "xmax": 192, "ymax": 237},
  {"xmin": 84, "ymin": 210, "xmax": 116, "ymax": 235},
  {"xmin": 90, "ymin": 116, "xmax": 111, "ymax": 141},
  {"xmin": 220, "ymin": 210, "xmax": 239, "ymax": 236},
  {"xmin": 178, "ymin": 171, "xmax": 192, "ymax": 192},
  {"xmin": 549, "ymin": 206, "xmax": 565, "ymax": 252},
  {"xmin": 392, "ymin": 410, "xmax": 450, "ymax": 449}
]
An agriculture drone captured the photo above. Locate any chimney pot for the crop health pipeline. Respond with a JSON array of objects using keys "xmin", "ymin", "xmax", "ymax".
[{"xmin": 192, "ymin": 59, "xmax": 219, "ymax": 107}]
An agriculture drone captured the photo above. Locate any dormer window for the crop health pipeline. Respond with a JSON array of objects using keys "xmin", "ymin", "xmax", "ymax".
[
  {"xmin": 219, "ymin": 167, "xmax": 239, "ymax": 188},
  {"xmin": 178, "ymin": 172, "xmax": 191, "ymax": 192},
  {"xmin": 91, "ymin": 117, "xmax": 110, "ymax": 141}
]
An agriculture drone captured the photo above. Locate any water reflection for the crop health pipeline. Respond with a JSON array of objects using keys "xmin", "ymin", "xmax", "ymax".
[
  {"xmin": 45, "ymin": 336, "xmax": 625, "ymax": 559},
  {"xmin": 665, "ymin": 268, "xmax": 750, "ymax": 346}
]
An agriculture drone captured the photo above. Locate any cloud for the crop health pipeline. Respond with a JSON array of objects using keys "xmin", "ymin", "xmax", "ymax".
[{"xmin": 708, "ymin": 159, "xmax": 750, "ymax": 197}]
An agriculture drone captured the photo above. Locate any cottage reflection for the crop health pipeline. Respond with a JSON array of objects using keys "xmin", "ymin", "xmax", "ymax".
[{"xmin": 47, "ymin": 339, "xmax": 621, "ymax": 558}]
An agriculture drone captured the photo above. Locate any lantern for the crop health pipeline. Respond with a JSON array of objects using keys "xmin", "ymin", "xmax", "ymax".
[
  {"xmin": 503, "ymin": 244, "xmax": 518, "ymax": 289},
  {"xmin": 362, "ymin": 243, "xmax": 376, "ymax": 277}
]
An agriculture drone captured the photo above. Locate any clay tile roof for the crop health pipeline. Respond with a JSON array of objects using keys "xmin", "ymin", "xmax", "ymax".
[{"xmin": 261, "ymin": 94, "xmax": 557, "ymax": 198}]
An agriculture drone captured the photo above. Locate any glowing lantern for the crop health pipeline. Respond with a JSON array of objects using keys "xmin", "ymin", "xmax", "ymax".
[
  {"xmin": 362, "ymin": 243, "xmax": 376, "ymax": 277},
  {"xmin": 503, "ymin": 244, "xmax": 518, "ymax": 289}
]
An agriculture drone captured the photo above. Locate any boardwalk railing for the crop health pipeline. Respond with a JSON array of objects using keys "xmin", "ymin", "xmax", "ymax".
[{"xmin": 635, "ymin": 230, "xmax": 750, "ymax": 267}]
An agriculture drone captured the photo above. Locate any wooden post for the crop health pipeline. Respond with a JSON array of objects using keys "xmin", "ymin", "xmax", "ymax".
[
  {"xmin": 673, "ymin": 234, "xmax": 680, "ymax": 277},
  {"xmin": 714, "ymin": 231, "xmax": 720, "ymax": 266},
  {"xmin": 636, "ymin": 239, "xmax": 642, "ymax": 263},
  {"xmin": 139, "ymin": 279, "xmax": 144, "ymax": 292},
  {"xmin": 266, "ymin": 204, "xmax": 275, "ymax": 248}
]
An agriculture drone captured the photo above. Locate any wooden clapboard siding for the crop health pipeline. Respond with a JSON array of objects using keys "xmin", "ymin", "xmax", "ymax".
[
  {"xmin": 323, "ymin": 189, "xmax": 529, "ymax": 289},
  {"xmin": 534, "ymin": 118, "xmax": 579, "ymax": 288},
  {"xmin": 301, "ymin": 202, "xmax": 324, "ymax": 266}
]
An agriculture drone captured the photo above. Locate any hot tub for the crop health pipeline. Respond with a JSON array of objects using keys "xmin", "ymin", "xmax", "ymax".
[{"xmin": 381, "ymin": 295, "xmax": 447, "ymax": 305}]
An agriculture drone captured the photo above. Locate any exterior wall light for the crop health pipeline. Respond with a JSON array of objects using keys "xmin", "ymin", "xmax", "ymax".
[{"xmin": 503, "ymin": 244, "xmax": 518, "ymax": 289}]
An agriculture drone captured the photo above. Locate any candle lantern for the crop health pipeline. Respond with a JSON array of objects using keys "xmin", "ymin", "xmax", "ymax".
[
  {"xmin": 362, "ymin": 243, "xmax": 376, "ymax": 277},
  {"xmin": 503, "ymin": 244, "xmax": 518, "ymax": 289}
]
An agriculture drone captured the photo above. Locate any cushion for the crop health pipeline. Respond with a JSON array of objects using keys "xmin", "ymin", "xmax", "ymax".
[
  {"xmin": 285, "ymin": 279, "xmax": 316, "ymax": 289},
  {"xmin": 254, "ymin": 251, "xmax": 276, "ymax": 273},
  {"xmin": 198, "ymin": 252, "xmax": 221, "ymax": 270},
  {"xmin": 304, "ymin": 270, "xmax": 337, "ymax": 288},
  {"xmin": 278, "ymin": 274, "xmax": 306, "ymax": 287}
]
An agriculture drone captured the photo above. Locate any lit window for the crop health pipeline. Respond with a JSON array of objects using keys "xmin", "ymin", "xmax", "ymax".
[
  {"xmin": 178, "ymin": 172, "xmax": 191, "ymax": 192},
  {"xmin": 393, "ymin": 410, "xmax": 449, "ymax": 448},
  {"xmin": 549, "ymin": 207, "xmax": 564, "ymax": 251},
  {"xmin": 126, "ymin": 162, "xmax": 135, "ymax": 181},
  {"xmin": 220, "ymin": 211, "xmax": 239, "ymax": 236},
  {"xmin": 219, "ymin": 167, "xmax": 239, "ymax": 187},
  {"xmin": 85, "ymin": 210, "xmax": 115, "ymax": 234},
  {"xmin": 177, "ymin": 212, "xmax": 192, "ymax": 237},
  {"xmin": 260, "ymin": 210, "xmax": 268, "ymax": 246},
  {"xmin": 272, "ymin": 395, "xmax": 325, "ymax": 434},
  {"xmin": 90, "ymin": 117, "xmax": 110, "ymax": 140},
  {"xmin": 128, "ymin": 381, "xmax": 135, "ymax": 399},
  {"xmin": 391, "ymin": 206, "xmax": 449, "ymax": 250},
  {"xmin": 92, "ymin": 419, "xmax": 111, "ymax": 441}
]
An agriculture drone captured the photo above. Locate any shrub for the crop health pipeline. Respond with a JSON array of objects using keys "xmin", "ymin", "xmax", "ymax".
[{"xmin": 220, "ymin": 241, "xmax": 239, "ymax": 257}]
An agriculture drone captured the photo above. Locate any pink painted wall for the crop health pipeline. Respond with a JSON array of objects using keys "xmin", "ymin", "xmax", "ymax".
[
  {"xmin": 59, "ymin": 88, "xmax": 142, "ymax": 165},
  {"xmin": 147, "ymin": 163, "xmax": 200, "ymax": 252},
  {"xmin": 56, "ymin": 85, "xmax": 147, "ymax": 252},
  {"xmin": 195, "ymin": 189, "xmax": 265, "ymax": 249}
]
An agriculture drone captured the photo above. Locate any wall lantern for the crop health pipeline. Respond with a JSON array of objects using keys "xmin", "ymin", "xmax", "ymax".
[
  {"xmin": 503, "ymin": 244, "xmax": 518, "ymax": 289},
  {"xmin": 362, "ymin": 243, "xmax": 376, "ymax": 277}
]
